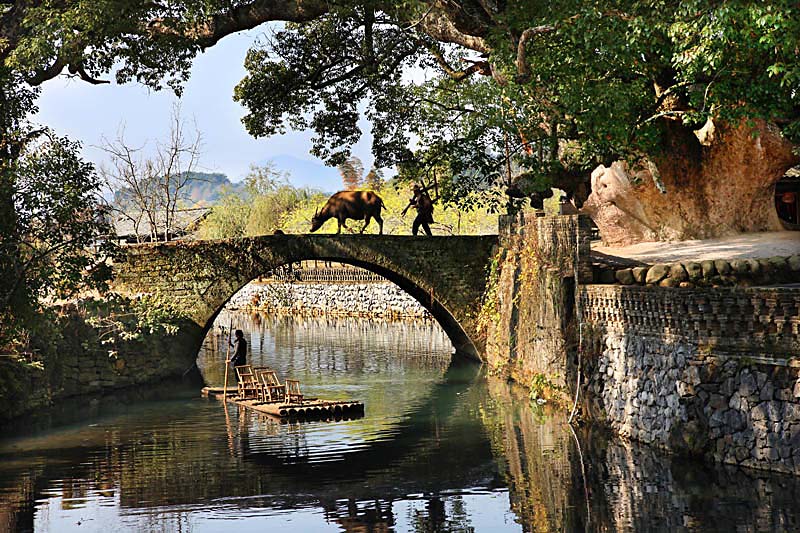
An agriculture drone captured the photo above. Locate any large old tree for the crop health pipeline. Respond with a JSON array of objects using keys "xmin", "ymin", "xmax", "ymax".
[{"xmin": 2, "ymin": 2, "xmax": 799, "ymax": 269}]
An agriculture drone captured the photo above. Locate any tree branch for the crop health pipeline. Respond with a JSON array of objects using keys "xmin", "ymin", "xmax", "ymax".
[
  {"xmin": 417, "ymin": 6, "xmax": 490, "ymax": 54},
  {"xmin": 69, "ymin": 64, "xmax": 111, "ymax": 85},
  {"xmin": 515, "ymin": 25, "xmax": 556, "ymax": 84},
  {"xmin": 147, "ymin": 0, "xmax": 332, "ymax": 49}
]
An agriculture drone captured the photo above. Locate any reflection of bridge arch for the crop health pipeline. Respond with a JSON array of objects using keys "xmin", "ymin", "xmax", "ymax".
[
  {"xmin": 233, "ymin": 361, "xmax": 489, "ymax": 490},
  {"xmin": 113, "ymin": 235, "xmax": 498, "ymax": 360}
]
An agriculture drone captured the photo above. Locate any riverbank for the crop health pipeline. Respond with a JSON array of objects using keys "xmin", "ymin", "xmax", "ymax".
[
  {"xmin": 0, "ymin": 297, "xmax": 199, "ymax": 423},
  {"xmin": 226, "ymin": 281, "xmax": 431, "ymax": 319}
]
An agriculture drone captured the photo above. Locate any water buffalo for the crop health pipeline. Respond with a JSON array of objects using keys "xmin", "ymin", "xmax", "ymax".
[{"xmin": 310, "ymin": 190, "xmax": 386, "ymax": 234}]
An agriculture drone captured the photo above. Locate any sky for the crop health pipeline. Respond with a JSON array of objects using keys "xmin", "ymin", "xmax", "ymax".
[{"xmin": 33, "ymin": 26, "xmax": 376, "ymax": 192}]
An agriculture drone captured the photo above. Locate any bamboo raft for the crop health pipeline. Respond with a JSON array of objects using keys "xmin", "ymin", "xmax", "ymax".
[
  {"xmin": 202, "ymin": 386, "xmax": 365, "ymax": 419},
  {"xmin": 204, "ymin": 364, "xmax": 365, "ymax": 420}
]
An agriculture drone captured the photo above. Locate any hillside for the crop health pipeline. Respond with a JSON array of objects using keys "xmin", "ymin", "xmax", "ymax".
[{"xmin": 113, "ymin": 171, "xmax": 247, "ymax": 207}]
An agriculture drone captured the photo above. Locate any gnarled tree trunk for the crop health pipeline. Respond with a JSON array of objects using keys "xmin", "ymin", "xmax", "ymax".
[{"xmin": 582, "ymin": 119, "xmax": 799, "ymax": 246}]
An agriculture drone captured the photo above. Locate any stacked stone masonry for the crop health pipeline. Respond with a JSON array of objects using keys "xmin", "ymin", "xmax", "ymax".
[
  {"xmin": 113, "ymin": 234, "xmax": 498, "ymax": 359},
  {"xmin": 226, "ymin": 282, "xmax": 430, "ymax": 319},
  {"xmin": 486, "ymin": 214, "xmax": 592, "ymax": 396},
  {"xmin": 581, "ymin": 285, "xmax": 800, "ymax": 352},
  {"xmin": 581, "ymin": 284, "xmax": 800, "ymax": 475}
]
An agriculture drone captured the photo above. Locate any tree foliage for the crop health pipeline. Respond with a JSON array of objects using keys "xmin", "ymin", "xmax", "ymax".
[
  {"xmin": 0, "ymin": 113, "xmax": 114, "ymax": 349},
  {"xmin": 5, "ymin": 1, "xmax": 798, "ymax": 201},
  {"xmin": 231, "ymin": 1, "xmax": 800, "ymax": 205},
  {"xmin": 1, "ymin": 1, "xmax": 799, "ymax": 342},
  {"xmin": 13, "ymin": 132, "xmax": 113, "ymax": 300},
  {"xmin": 364, "ymin": 167, "xmax": 384, "ymax": 191},
  {"xmin": 338, "ymin": 156, "xmax": 365, "ymax": 190}
]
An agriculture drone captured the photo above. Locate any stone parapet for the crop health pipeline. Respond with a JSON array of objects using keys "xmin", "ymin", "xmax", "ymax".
[
  {"xmin": 500, "ymin": 213, "xmax": 593, "ymax": 283},
  {"xmin": 580, "ymin": 285, "xmax": 800, "ymax": 354}
]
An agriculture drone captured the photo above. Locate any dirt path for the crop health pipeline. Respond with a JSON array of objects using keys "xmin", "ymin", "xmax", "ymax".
[{"xmin": 592, "ymin": 231, "xmax": 800, "ymax": 264}]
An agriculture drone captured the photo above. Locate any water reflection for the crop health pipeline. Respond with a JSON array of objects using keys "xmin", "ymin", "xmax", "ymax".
[
  {"xmin": 1, "ymin": 313, "xmax": 800, "ymax": 532},
  {"xmin": 485, "ymin": 378, "xmax": 800, "ymax": 532}
]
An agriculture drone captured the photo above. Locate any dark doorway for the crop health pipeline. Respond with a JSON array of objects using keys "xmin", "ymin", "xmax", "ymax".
[{"xmin": 775, "ymin": 167, "xmax": 800, "ymax": 229}]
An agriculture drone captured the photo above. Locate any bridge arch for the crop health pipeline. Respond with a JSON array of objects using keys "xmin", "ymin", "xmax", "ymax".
[
  {"xmin": 211, "ymin": 258, "xmax": 477, "ymax": 358},
  {"xmin": 113, "ymin": 234, "xmax": 498, "ymax": 361}
]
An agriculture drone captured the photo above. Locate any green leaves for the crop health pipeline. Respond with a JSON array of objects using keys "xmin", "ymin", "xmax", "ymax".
[
  {"xmin": 235, "ymin": 5, "xmax": 423, "ymax": 167},
  {"xmin": 83, "ymin": 293, "xmax": 187, "ymax": 345},
  {"xmin": 13, "ymin": 130, "xmax": 115, "ymax": 303},
  {"xmin": 196, "ymin": 163, "xmax": 318, "ymax": 238},
  {"xmin": 668, "ymin": 1, "xmax": 800, "ymax": 139}
]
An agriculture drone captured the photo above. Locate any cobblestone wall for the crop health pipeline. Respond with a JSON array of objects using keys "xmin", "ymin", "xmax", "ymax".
[
  {"xmin": 581, "ymin": 284, "xmax": 800, "ymax": 474},
  {"xmin": 226, "ymin": 282, "xmax": 430, "ymax": 319}
]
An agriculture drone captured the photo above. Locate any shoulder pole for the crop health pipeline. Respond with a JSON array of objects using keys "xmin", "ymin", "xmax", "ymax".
[{"xmin": 222, "ymin": 317, "xmax": 233, "ymax": 402}]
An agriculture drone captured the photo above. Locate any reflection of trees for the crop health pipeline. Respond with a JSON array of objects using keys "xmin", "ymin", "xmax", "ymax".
[
  {"xmin": 0, "ymin": 360, "xmax": 496, "ymax": 530},
  {"xmin": 409, "ymin": 497, "xmax": 476, "ymax": 533},
  {"xmin": 0, "ymin": 469, "xmax": 37, "ymax": 532},
  {"xmin": 478, "ymin": 377, "xmax": 581, "ymax": 532},
  {"xmin": 324, "ymin": 498, "xmax": 395, "ymax": 533}
]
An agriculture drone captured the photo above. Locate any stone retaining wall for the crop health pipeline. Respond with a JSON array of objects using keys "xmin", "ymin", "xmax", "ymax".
[
  {"xmin": 0, "ymin": 305, "xmax": 198, "ymax": 422},
  {"xmin": 581, "ymin": 284, "xmax": 800, "ymax": 475},
  {"xmin": 226, "ymin": 281, "xmax": 430, "ymax": 319},
  {"xmin": 485, "ymin": 213, "xmax": 592, "ymax": 400}
]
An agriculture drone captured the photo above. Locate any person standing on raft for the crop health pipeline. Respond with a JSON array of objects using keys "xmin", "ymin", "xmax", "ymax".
[{"xmin": 228, "ymin": 329, "xmax": 247, "ymax": 367}]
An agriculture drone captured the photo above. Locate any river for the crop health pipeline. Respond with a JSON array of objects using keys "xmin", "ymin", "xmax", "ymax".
[{"xmin": 1, "ymin": 311, "xmax": 800, "ymax": 532}]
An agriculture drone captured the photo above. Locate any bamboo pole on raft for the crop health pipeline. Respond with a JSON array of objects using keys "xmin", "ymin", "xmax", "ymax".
[{"xmin": 222, "ymin": 318, "xmax": 233, "ymax": 402}]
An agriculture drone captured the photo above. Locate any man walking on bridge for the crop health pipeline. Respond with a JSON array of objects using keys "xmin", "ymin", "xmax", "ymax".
[{"xmin": 401, "ymin": 183, "xmax": 437, "ymax": 236}]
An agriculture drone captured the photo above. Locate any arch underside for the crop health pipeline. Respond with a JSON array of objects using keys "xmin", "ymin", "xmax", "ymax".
[{"xmin": 203, "ymin": 256, "xmax": 482, "ymax": 361}]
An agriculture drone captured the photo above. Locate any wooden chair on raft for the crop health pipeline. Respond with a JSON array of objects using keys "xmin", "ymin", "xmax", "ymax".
[
  {"xmin": 255, "ymin": 369, "xmax": 286, "ymax": 403},
  {"xmin": 235, "ymin": 365, "xmax": 259, "ymax": 400},
  {"xmin": 285, "ymin": 379, "xmax": 304, "ymax": 403}
]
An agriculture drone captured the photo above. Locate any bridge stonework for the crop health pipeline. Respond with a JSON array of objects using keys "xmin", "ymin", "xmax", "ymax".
[{"xmin": 112, "ymin": 234, "xmax": 499, "ymax": 360}]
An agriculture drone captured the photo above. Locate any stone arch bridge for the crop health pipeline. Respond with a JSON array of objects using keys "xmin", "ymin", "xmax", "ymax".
[{"xmin": 112, "ymin": 234, "xmax": 499, "ymax": 360}]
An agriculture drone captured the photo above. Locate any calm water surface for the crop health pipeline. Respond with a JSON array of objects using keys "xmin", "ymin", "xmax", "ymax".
[{"xmin": 1, "ymin": 311, "xmax": 800, "ymax": 532}]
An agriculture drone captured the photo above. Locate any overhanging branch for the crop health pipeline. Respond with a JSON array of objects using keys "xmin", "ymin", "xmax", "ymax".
[{"xmin": 147, "ymin": 0, "xmax": 332, "ymax": 49}]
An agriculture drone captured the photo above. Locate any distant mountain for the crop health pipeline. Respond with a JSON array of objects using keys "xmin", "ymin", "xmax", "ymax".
[
  {"xmin": 113, "ymin": 171, "xmax": 247, "ymax": 207},
  {"xmin": 179, "ymin": 172, "xmax": 247, "ymax": 205}
]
